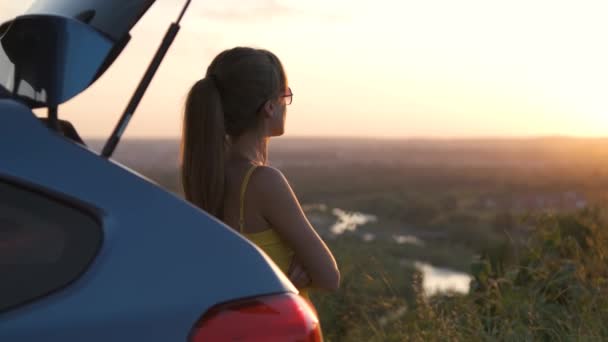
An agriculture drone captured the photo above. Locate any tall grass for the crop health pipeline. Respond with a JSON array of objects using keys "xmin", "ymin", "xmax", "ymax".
[{"xmin": 314, "ymin": 208, "xmax": 608, "ymax": 341}]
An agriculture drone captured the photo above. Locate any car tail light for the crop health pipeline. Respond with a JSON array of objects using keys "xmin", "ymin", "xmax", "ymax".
[{"xmin": 189, "ymin": 293, "xmax": 322, "ymax": 342}]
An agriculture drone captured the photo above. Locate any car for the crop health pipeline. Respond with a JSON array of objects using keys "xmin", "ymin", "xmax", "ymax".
[{"xmin": 0, "ymin": 0, "xmax": 322, "ymax": 340}]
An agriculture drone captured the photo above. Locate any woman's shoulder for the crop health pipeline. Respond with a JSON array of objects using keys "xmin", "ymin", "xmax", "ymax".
[
  {"xmin": 249, "ymin": 165, "xmax": 293, "ymax": 199},
  {"xmin": 251, "ymin": 165, "xmax": 288, "ymax": 187}
]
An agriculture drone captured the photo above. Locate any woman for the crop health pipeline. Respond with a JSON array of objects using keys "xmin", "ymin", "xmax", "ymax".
[{"xmin": 181, "ymin": 47, "xmax": 340, "ymax": 303}]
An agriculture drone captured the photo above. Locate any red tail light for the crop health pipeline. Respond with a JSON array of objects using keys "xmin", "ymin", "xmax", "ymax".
[{"xmin": 190, "ymin": 293, "xmax": 322, "ymax": 342}]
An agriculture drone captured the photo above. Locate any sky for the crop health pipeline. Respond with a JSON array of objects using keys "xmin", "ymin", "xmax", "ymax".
[{"xmin": 1, "ymin": 0, "xmax": 608, "ymax": 139}]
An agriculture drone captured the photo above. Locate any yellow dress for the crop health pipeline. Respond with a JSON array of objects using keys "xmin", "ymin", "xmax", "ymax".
[{"xmin": 239, "ymin": 165, "xmax": 310, "ymax": 301}]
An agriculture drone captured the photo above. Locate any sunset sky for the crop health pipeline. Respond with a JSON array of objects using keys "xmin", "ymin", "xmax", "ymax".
[{"xmin": 1, "ymin": 0, "xmax": 608, "ymax": 138}]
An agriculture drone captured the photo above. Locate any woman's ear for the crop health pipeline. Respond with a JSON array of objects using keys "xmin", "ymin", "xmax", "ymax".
[{"xmin": 263, "ymin": 99, "xmax": 276, "ymax": 118}]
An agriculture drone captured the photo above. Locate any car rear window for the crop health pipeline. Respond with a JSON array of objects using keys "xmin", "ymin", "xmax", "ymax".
[{"xmin": 0, "ymin": 180, "xmax": 102, "ymax": 312}]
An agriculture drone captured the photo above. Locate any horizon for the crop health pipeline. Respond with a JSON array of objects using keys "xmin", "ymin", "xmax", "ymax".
[{"xmin": 87, "ymin": 134, "xmax": 608, "ymax": 141}]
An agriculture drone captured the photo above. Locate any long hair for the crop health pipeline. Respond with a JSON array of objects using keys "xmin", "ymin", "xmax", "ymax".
[{"xmin": 181, "ymin": 47, "xmax": 286, "ymax": 218}]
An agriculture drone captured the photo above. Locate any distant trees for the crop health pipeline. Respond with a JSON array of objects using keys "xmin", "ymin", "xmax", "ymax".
[
  {"xmin": 399, "ymin": 200, "xmax": 440, "ymax": 226},
  {"xmin": 492, "ymin": 211, "xmax": 515, "ymax": 232}
]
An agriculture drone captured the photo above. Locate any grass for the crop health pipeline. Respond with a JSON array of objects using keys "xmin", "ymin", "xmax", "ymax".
[{"xmin": 312, "ymin": 208, "xmax": 608, "ymax": 341}]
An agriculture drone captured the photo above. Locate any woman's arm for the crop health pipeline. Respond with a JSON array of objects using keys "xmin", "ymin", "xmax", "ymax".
[{"xmin": 253, "ymin": 166, "xmax": 340, "ymax": 291}]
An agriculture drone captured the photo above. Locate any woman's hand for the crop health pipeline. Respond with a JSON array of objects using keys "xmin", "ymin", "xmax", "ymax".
[{"xmin": 287, "ymin": 258, "xmax": 312, "ymax": 289}]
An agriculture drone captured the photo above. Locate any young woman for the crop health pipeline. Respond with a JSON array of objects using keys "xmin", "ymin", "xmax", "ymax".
[{"xmin": 181, "ymin": 47, "xmax": 340, "ymax": 303}]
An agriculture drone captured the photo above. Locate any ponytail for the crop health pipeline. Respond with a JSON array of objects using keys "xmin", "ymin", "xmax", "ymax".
[{"xmin": 181, "ymin": 76, "xmax": 226, "ymax": 217}]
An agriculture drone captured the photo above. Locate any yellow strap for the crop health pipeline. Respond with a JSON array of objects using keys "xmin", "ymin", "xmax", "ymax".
[{"xmin": 239, "ymin": 164, "xmax": 258, "ymax": 233}]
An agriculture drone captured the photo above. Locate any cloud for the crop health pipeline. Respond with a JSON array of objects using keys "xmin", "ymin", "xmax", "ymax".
[
  {"xmin": 153, "ymin": 0, "xmax": 293, "ymax": 21},
  {"xmin": 198, "ymin": 0, "xmax": 294, "ymax": 21},
  {"xmin": 175, "ymin": 0, "xmax": 351, "ymax": 24}
]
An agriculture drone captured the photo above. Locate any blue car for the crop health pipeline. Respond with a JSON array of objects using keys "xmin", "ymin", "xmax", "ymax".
[{"xmin": 0, "ymin": 0, "xmax": 321, "ymax": 340}]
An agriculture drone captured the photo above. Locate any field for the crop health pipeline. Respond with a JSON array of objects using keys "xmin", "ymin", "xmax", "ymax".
[{"xmin": 90, "ymin": 137, "xmax": 608, "ymax": 341}]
